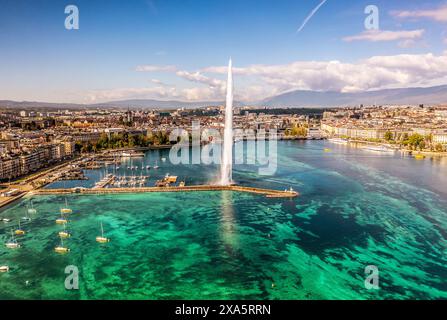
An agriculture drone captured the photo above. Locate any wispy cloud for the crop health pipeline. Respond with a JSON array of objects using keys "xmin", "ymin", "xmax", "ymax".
[
  {"xmin": 86, "ymin": 86, "xmax": 179, "ymax": 103},
  {"xmin": 343, "ymin": 29, "xmax": 425, "ymax": 42},
  {"xmin": 135, "ymin": 65, "xmax": 177, "ymax": 72},
  {"xmin": 296, "ymin": 0, "xmax": 328, "ymax": 34},
  {"xmin": 391, "ymin": 4, "xmax": 447, "ymax": 22}
]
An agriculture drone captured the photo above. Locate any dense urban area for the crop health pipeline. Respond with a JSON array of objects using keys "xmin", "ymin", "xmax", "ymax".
[{"xmin": 1, "ymin": 103, "xmax": 447, "ymax": 184}]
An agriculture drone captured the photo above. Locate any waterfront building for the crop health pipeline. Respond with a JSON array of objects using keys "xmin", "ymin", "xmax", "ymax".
[
  {"xmin": 62, "ymin": 139, "xmax": 75, "ymax": 157},
  {"xmin": 19, "ymin": 149, "xmax": 45, "ymax": 174},
  {"xmin": 0, "ymin": 156, "xmax": 21, "ymax": 180},
  {"xmin": 433, "ymin": 131, "xmax": 447, "ymax": 145}
]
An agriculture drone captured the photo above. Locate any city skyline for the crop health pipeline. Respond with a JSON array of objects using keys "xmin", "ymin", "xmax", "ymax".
[{"xmin": 1, "ymin": 0, "xmax": 447, "ymax": 104}]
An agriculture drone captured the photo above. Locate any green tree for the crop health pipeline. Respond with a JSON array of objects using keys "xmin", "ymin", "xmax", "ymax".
[
  {"xmin": 407, "ymin": 133, "xmax": 425, "ymax": 150},
  {"xmin": 384, "ymin": 131, "xmax": 393, "ymax": 141},
  {"xmin": 435, "ymin": 143, "xmax": 444, "ymax": 152}
]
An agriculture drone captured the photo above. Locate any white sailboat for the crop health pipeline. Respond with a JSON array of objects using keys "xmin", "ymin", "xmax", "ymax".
[
  {"xmin": 54, "ymin": 237, "xmax": 70, "ymax": 254},
  {"xmin": 58, "ymin": 223, "xmax": 71, "ymax": 239},
  {"xmin": 21, "ymin": 209, "xmax": 32, "ymax": 222},
  {"xmin": 56, "ymin": 212, "xmax": 68, "ymax": 225},
  {"xmin": 5, "ymin": 229, "xmax": 20, "ymax": 249},
  {"xmin": 60, "ymin": 198, "xmax": 72, "ymax": 214},
  {"xmin": 154, "ymin": 160, "xmax": 159, "ymax": 170},
  {"xmin": 14, "ymin": 220, "xmax": 25, "ymax": 236},
  {"xmin": 96, "ymin": 222, "xmax": 110, "ymax": 243},
  {"xmin": 27, "ymin": 200, "xmax": 37, "ymax": 215}
]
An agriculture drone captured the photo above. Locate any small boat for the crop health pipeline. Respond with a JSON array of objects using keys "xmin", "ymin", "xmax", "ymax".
[
  {"xmin": 58, "ymin": 224, "xmax": 71, "ymax": 239},
  {"xmin": 153, "ymin": 161, "xmax": 159, "ymax": 170},
  {"xmin": 60, "ymin": 198, "xmax": 72, "ymax": 214},
  {"xmin": 5, "ymin": 230, "xmax": 20, "ymax": 249},
  {"xmin": 27, "ymin": 200, "xmax": 37, "ymax": 215},
  {"xmin": 121, "ymin": 152, "xmax": 144, "ymax": 158},
  {"xmin": 146, "ymin": 165, "xmax": 151, "ymax": 170},
  {"xmin": 361, "ymin": 145, "xmax": 395, "ymax": 153},
  {"xmin": 0, "ymin": 266, "xmax": 9, "ymax": 273},
  {"xmin": 328, "ymin": 138, "xmax": 348, "ymax": 145},
  {"xmin": 56, "ymin": 213, "xmax": 68, "ymax": 225},
  {"xmin": 2, "ymin": 218, "xmax": 11, "ymax": 223},
  {"xmin": 14, "ymin": 221, "xmax": 26, "ymax": 236},
  {"xmin": 324, "ymin": 148, "xmax": 332, "ymax": 153},
  {"xmin": 96, "ymin": 222, "xmax": 110, "ymax": 243},
  {"xmin": 161, "ymin": 157, "xmax": 167, "ymax": 162},
  {"xmin": 22, "ymin": 209, "xmax": 32, "ymax": 222},
  {"xmin": 54, "ymin": 238, "xmax": 70, "ymax": 254},
  {"xmin": 414, "ymin": 154, "xmax": 426, "ymax": 160}
]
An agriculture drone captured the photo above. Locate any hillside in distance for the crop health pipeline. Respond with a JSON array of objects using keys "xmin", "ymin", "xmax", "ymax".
[
  {"xmin": 2, "ymin": 85, "xmax": 447, "ymax": 110},
  {"xmin": 259, "ymin": 85, "xmax": 447, "ymax": 107}
]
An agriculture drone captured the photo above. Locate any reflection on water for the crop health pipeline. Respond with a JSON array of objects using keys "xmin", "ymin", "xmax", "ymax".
[{"xmin": 219, "ymin": 191, "xmax": 239, "ymax": 255}]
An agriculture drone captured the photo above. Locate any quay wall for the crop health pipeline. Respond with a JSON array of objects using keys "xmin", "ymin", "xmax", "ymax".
[{"xmin": 32, "ymin": 185, "xmax": 299, "ymax": 198}]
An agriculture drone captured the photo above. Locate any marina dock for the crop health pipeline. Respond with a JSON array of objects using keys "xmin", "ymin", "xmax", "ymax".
[{"xmin": 32, "ymin": 185, "xmax": 299, "ymax": 198}]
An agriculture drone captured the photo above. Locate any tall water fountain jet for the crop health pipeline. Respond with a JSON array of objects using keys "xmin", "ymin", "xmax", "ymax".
[{"xmin": 220, "ymin": 58, "xmax": 233, "ymax": 185}]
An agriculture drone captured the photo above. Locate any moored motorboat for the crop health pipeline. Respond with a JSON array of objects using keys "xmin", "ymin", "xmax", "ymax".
[
  {"xmin": 361, "ymin": 145, "xmax": 395, "ymax": 153},
  {"xmin": 0, "ymin": 266, "xmax": 9, "ymax": 273}
]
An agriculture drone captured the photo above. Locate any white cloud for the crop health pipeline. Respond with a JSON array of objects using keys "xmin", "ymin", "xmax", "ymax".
[
  {"xmin": 150, "ymin": 79, "xmax": 164, "ymax": 85},
  {"xmin": 87, "ymin": 52, "xmax": 447, "ymax": 103},
  {"xmin": 86, "ymin": 86, "xmax": 179, "ymax": 103},
  {"xmin": 203, "ymin": 51, "xmax": 447, "ymax": 95},
  {"xmin": 343, "ymin": 29, "xmax": 425, "ymax": 42},
  {"xmin": 181, "ymin": 87, "xmax": 217, "ymax": 101},
  {"xmin": 135, "ymin": 65, "xmax": 177, "ymax": 72},
  {"xmin": 398, "ymin": 39, "xmax": 417, "ymax": 48},
  {"xmin": 176, "ymin": 70, "xmax": 225, "ymax": 89},
  {"xmin": 391, "ymin": 5, "xmax": 447, "ymax": 22}
]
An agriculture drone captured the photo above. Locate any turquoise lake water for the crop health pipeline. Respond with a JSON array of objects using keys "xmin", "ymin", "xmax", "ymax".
[{"xmin": 0, "ymin": 141, "xmax": 446, "ymax": 299}]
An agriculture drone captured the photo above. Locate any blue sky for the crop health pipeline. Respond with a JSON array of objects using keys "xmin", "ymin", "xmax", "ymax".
[{"xmin": 0, "ymin": 0, "xmax": 447, "ymax": 103}]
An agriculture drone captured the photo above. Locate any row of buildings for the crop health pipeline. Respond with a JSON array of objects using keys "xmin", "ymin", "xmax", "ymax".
[
  {"xmin": 321, "ymin": 105, "xmax": 447, "ymax": 145},
  {"xmin": 0, "ymin": 136, "xmax": 75, "ymax": 181}
]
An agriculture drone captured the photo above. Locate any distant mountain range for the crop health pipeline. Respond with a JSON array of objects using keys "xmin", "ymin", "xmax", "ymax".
[
  {"xmin": 259, "ymin": 85, "xmax": 447, "ymax": 107},
  {"xmin": 91, "ymin": 99, "xmax": 227, "ymax": 109},
  {"xmin": 0, "ymin": 99, "xmax": 227, "ymax": 110},
  {"xmin": 1, "ymin": 85, "xmax": 447, "ymax": 110}
]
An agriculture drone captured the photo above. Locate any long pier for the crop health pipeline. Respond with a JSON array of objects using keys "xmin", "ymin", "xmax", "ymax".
[{"xmin": 31, "ymin": 185, "xmax": 299, "ymax": 198}]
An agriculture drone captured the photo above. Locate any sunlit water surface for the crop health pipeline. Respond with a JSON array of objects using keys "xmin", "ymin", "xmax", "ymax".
[{"xmin": 0, "ymin": 141, "xmax": 446, "ymax": 299}]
